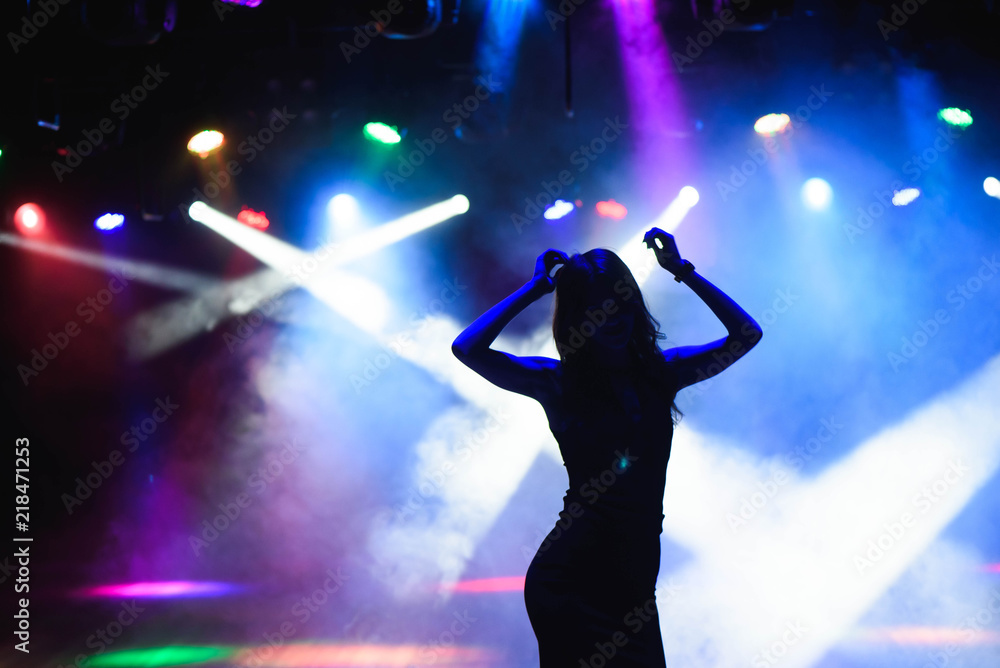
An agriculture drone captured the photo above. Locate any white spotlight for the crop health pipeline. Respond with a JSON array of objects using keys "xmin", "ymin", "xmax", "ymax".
[
  {"xmin": 892, "ymin": 188, "xmax": 921, "ymax": 207},
  {"xmin": 802, "ymin": 178, "xmax": 833, "ymax": 211},
  {"xmin": 451, "ymin": 194, "xmax": 470, "ymax": 214},
  {"xmin": 679, "ymin": 186, "xmax": 700, "ymax": 207},
  {"xmin": 984, "ymin": 177, "xmax": 1000, "ymax": 200},
  {"xmin": 328, "ymin": 194, "xmax": 361, "ymax": 231}
]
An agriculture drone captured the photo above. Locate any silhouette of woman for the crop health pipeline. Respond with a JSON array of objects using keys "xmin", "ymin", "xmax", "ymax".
[{"xmin": 452, "ymin": 228, "xmax": 763, "ymax": 666}]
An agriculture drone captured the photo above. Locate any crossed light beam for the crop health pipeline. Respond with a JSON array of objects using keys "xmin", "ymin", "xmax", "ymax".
[
  {"xmin": 126, "ymin": 195, "xmax": 469, "ymax": 359},
  {"xmin": 116, "ymin": 192, "xmax": 997, "ymax": 667}
]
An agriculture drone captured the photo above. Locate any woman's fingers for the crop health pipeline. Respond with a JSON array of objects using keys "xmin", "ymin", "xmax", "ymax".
[
  {"xmin": 643, "ymin": 227, "xmax": 670, "ymax": 249},
  {"xmin": 543, "ymin": 250, "xmax": 566, "ymax": 279}
]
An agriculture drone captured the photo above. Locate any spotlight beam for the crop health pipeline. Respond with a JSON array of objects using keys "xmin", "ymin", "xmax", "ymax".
[
  {"xmin": 188, "ymin": 196, "xmax": 468, "ymax": 279},
  {"xmin": 0, "ymin": 233, "xmax": 220, "ymax": 292},
  {"xmin": 617, "ymin": 189, "xmax": 698, "ymax": 285},
  {"xmin": 130, "ymin": 196, "xmax": 470, "ymax": 358},
  {"xmin": 322, "ymin": 195, "xmax": 469, "ymax": 266}
]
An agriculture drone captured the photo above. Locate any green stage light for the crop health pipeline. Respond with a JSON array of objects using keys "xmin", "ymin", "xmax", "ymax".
[
  {"xmin": 363, "ymin": 122, "xmax": 402, "ymax": 144},
  {"xmin": 937, "ymin": 108, "xmax": 973, "ymax": 128},
  {"xmin": 82, "ymin": 646, "xmax": 234, "ymax": 667}
]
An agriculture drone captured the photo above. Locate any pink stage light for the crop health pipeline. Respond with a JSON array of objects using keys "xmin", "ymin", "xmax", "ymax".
[
  {"xmin": 596, "ymin": 199, "xmax": 628, "ymax": 220},
  {"xmin": 78, "ymin": 580, "xmax": 237, "ymax": 598},
  {"xmin": 233, "ymin": 643, "xmax": 501, "ymax": 666},
  {"xmin": 851, "ymin": 626, "xmax": 1000, "ymax": 645},
  {"xmin": 439, "ymin": 576, "xmax": 525, "ymax": 593}
]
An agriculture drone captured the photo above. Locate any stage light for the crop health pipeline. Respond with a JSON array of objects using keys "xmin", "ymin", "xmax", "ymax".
[
  {"xmin": 596, "ymin": 199, "xmax": 627, "ymax": 219},
  {"xmin": 754, "ymin": 113, "xmax": 790, "ymax": 136},
  {"xmin": 984, "ymin": 177, "xmax": 1000, "ymax": 199},
  {"xmin": 188, "ymin": 202, "xmax": 304, "ymax": 271},
  {"xmin": 95, "ymin": 213, "xmax": 125, "ymax": 232},
  {"xmin": 187, "ymin": 130, "xmax": 224, "ymax": 158},
  {"xmin": 451, "ymin": 194, "xmax": 470, "ymax": 214},
  {"xmin": 802, "ymin": 178, "xmax": 832, "ymax": 210},
  {"xmin": 678, "ymin": 186, "xmax": 700, "ymax": 207},
  {"xmin": 220, "ymin": 0, "xmax": 262, "ymax": 6},
  {"xmin": 14, "ymin": 203, "xmax": 45, "ymax": 236},
  {"xmin": 363, "ymin": 122, "xmax": 401, "ymax": 145},
  {"xmin": 0, "ymin": 233, "xmax": 217, "ymax": 293},
  {"xmin": 543, "ymin": 200, "xmax": 574, "ymax": 220},
  {"xmin": 892, "ymin": 188, "xmax": 921, "ymax": 206},
  {"xmin": 237, "ymin": 207, "xmax": 269, "ymax": 230},
  {"xmin": 328, "ymin": 194, "xmax": 361, "ymax": 231},
  {"xmin": 184, "ymin": 196, "xmax": 469, "ymax": 336},
  {"xmin": 78, "ymin": 581, "xmax": 237, "ymax": 598},
  {"xmin": 230, "ymin": 643, "xmax": 500, "ymax": 667},
  {"xmin": 441, "ymin": 576, "xmax": 525, "ymax": 593},
  {"xmin": 81, "ymin": 646, "xmax": 234, "ymax": 668},
  {"xmin": 618, "ymin": 187, "xmax": 697, "ymax": 281},
  {"xmin": 937, "ymin": 108, "xmax": 973, "ymax": 128}
]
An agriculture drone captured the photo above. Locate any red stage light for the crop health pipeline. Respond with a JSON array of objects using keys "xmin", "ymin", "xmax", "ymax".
[
  {"xmin": 14, "ymin": 203, "xmax": 46, "ymax": 235},
  {"xmin": 237, "ymin": 207, "xmax": 270, "ymax": 230},
  {"xmin": 595, "ymin": 199, "xmax": 627, "ymax": 220}
]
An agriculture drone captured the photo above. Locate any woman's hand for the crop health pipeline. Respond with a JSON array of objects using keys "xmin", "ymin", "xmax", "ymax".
[
  {"xmin": 643, "ymin": 227, "xmax": 685, "ymax": 274},
  {"xmin": 531, "ymin": 249, "xmax": 569, "ymax": 295}
]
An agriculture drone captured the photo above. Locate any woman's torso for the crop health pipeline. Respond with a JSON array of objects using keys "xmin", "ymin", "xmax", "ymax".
[{"xmin": 537, "ymin": 361, "xmax": 679, "ymax": 531}]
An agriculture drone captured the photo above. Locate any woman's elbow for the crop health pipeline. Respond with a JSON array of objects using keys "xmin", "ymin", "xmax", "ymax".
[{"xmin": 740, "ymin": 318, "xmax": 763, "ymax": 342}]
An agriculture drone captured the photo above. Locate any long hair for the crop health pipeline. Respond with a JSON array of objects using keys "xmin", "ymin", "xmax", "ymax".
[{"xmin": 552, "ymin": 249, "xmax": 683, "ymax": 426}]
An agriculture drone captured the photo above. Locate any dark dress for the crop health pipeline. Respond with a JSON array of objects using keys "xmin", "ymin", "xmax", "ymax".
[{"xmin": 524, "ymin": 362, "xmax": 677, "ymax": 667}]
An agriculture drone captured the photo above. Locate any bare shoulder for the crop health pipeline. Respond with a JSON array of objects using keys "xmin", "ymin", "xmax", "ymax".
[{"xmin": 453, "ymin": 348, "xmax": 562, "ymax": 403}]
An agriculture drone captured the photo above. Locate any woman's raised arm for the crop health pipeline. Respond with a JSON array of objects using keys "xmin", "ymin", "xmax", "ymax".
[
  {"xmin": 451, "ymin": 250, "xmax": 567, "ymax": 400},
  {"xmin": 644, "ymin": 228, "xmax": 763, "ymax": 389}
]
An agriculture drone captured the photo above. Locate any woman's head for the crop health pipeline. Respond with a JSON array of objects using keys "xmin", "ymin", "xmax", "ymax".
[{"xmin": 552, "ymin": 249, "xmax": 664, "ymax": 369}]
